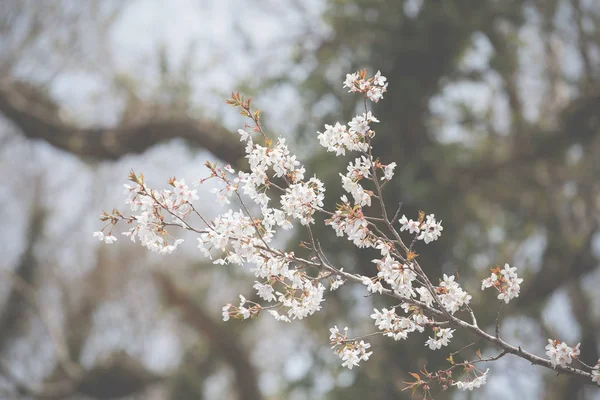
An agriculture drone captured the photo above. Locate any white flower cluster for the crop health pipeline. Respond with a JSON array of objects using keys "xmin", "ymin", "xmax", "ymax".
[
  {"xmin": 437, "ymin": 274, "xmax": 472, "ymax": 314},
  {"xmin": 317, "ymin": 112, "xmax": 379, "ymax": 156},
  {"xmin": 481, "ymin": 263, "xmax": 523, "ymax": 304},
  {"xmin": 382, "ymin": 162, "xmax": 396, "ymax": 181},
  {"xmin": 371, "ymin": 306, "xmax": 429, "ymax": 341},
  {"xmin": 545, "ymin": 339, "xmax": 581, "ymax": 368},
  {"xmin": 453, "ymin": 369, "xmax": 489, "ymax": 391},
  {"xmin": 244, "ymin": 136, "xmax": 304, "ymax": 184},
  {"xmin": 195, "ymin": 205, "xmax": 325, "ymax": 321},
  {"xmin": 343, "ymin": 70, "xmax": 388, "ymax": 103},
  {"xmin": 197, "ymin": 209, "xmax": 260, "ymax": 264},
  {"xmin": 372, "ymin": 256, "xmax": 417, "ymax": 298},
  {"xmin": 280, "ymin": 178, "xmax": 325, "ymax": 225},
  {"xmin": 329, "ymin": 326, "xmax": 373, "ymax": 370},
  {"xmin": 425, "ymin": 327, "xmax": 455, "ymax": 350},
  {"xmin": 399, "ymin": 213, "xmax": 443, "ymax": 244}
]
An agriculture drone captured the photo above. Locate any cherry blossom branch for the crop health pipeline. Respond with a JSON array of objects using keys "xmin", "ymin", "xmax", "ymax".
[{"xmin": 94, "ymin": 69, "xmax": 600, "ymax": 396}]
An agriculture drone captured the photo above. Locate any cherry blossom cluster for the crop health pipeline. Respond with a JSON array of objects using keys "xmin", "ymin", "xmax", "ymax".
[
  {"xmin": 329, "ymin": 326, "xmax": 373, "ymax": 370},
  {"xmin": 95, "ymin": 173, "xmax": 196, "ymax": 254},
  {"xmin": 399, "ymin": 213, "xmax": 444, "ymax": 244},
  {"xmin": 436, "ymin": 274, "xmax": 472, "ymax": 314},
  {"xmin": 317, "ymin": 112, "xmax": 379, "ymax": 156},
  {"xmin": 95, "ymin": 70, "xmax": 600, "ymax": 395},
  {"xmin": 325, "ymin": 196, "xmax": 373, "ymax": 248},
  {"xmin": 481, "ymin": 263, "xmax": 523, "ymax": 304},
  {"xmin": 545, "ymin": 339, "xmax": 581, "ymax": 368},
  {"xmin": 425, "ymin": 327, "xmax": 455, "ymax": 350},
  {"xmin": 371, "ymin": 306, "xmax": 429, "ymax": 341},
  {"xmin": 343, "ymin": 69, "xmax": 388, "ymax": 103}
]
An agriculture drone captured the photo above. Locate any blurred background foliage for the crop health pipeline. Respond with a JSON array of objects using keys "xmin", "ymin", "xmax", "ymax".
[{"xmin": 0, "ymin": 0, "xmax": 599, "ymax": 399}]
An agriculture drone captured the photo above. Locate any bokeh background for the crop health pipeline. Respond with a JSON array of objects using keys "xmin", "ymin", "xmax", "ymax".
[{"xmin": 1, "ymin": 0, "xmax": 600, "ymax": 399}]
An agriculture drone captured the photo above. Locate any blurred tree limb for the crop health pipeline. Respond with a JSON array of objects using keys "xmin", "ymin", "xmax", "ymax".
[{"xmin": 0, "ymin": 80, "xmax": 245, "ymax": 165}]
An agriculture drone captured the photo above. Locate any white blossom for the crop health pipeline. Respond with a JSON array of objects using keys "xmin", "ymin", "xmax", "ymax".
[
  {"xmin": 425, "ymin": 328, "xmax": 455, "ymax": 350},
  {"xmin": 399, "ymin": 215, "xmax": 420, "ymax": 234},
  {"xmin": 222, "ymin": 304, "xmax": 231, "ymax": 321}
]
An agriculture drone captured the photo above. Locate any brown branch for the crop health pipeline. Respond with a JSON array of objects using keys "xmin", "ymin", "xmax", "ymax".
[
  {"xmin": 0, "ymin": 80, "xmax": 245, "ymax": 166},
  {"xmin": 154, "ymin": 272, "xmax": 263, "ymax": 400}
]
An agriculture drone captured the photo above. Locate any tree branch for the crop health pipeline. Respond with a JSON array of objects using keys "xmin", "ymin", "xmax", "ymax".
[{"xmin": 0, "ymin": 80, "xmax": 245, "ymax": 165}]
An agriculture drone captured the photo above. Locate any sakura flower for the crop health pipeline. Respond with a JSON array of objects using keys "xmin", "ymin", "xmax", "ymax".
[
  {"xmin": 382, "ymin": 162, "xmax": 396, "ymax": 180},
  {"xmin": 343, "ymin": 72, "xmax": 360, "ymax": 92},
  {"xmin": 372, "ymin": 70, "xmax": 387, "ymax": 86},
  {"xmin": 360, "ymin": 276, "xmax": 383, "ymax": 294},
  {"xmin": 399, "ymin": 215, "xmax": 421, "ymax": 234},
  {"xmin": 238, "ymin": 128, "xmax": 250, "ymax": 141},
  {"xmin": 254, "ymin": 282, "xmax": 276, "ymax": 302},
  {"xmin": 417, "ymin": 214, "xmax": 443, "ymax": 243},
  {"xmin": 425, "ymin": 328, "xmax": 455, "ymax": 350},
  {"xmin": 330, "ymin": 275, "xmax": 345, "ymax": 291}
]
